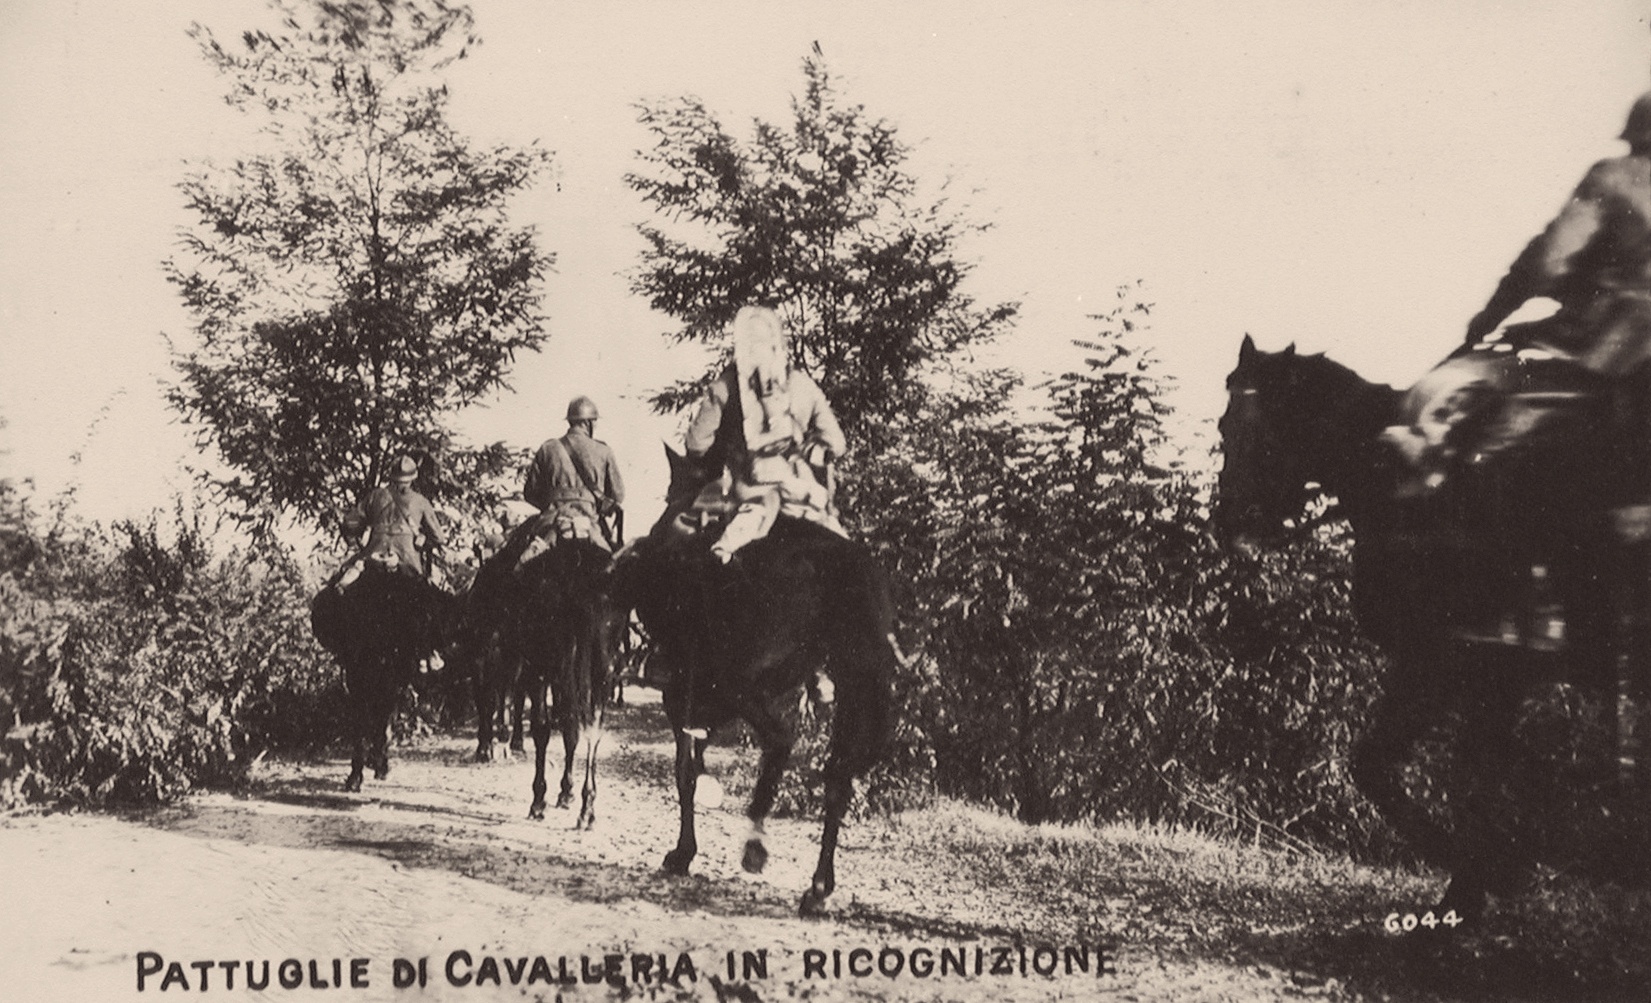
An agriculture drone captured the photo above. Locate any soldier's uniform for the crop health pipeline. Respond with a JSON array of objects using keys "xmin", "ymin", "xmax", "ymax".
[{"xmin": 522, "ymin": 396, "xmax": 625, "ymax": 553}]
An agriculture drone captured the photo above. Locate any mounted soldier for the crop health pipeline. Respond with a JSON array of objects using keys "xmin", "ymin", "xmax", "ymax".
[
  {"xmin": 334, "ymin": 454, "xmax": 447, "ymax": 589},
  {"xmin": 317, "ymin": 453, "xmax": 453, "ymax": 706},
  {"xmin": 1464, "ymin": 91, "xmax": 1651, "ymax": 374},
  {"xmin": 1387, "ymin": 92, "xmax": 1651, "ymax": 528},
  {"xmin": 520, "ymin": 396, "xmax": 625, "ymax": 565},
  {"xmin": 673, "ymin": 305, "xmax": 847, "ymax": 563}
]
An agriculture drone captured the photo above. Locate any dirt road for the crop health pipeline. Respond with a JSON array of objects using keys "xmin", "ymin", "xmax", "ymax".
[{"xmin": 3, "ymin": 691, "xmax": 1625, "ymax": 1003}]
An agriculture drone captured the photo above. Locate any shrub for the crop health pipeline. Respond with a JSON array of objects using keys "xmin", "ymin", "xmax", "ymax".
[{"xmin": 1, "ymin": 487, "xmax": 341, "ymax": 807}]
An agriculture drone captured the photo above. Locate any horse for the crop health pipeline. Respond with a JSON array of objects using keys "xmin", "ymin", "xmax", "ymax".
[
  {"xmin": 613, "ymin": 445, "xmax": 898, "ymax": 915},
  {"xmin": 1214, "ymin": 334, "xmax": 1637, "ymax": 923},
  {"xmin": 310, "ymin": 565, "xmax": 458, "ymax": 791},
  {"xmin": 453, "ymin": 525, "xmax": 536, "ymax": 764},
  {"xmin": 458, "ymin": 521, "xmax": 624, "ymax": 826},
  {"xmin": 517, "ymin": 536, "xmax": 625, "ymax": 826}
]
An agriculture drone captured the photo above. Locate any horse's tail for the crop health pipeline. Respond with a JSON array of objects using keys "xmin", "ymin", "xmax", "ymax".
[{"xmin": 561, "ymin": 544, "xmax": 622, "ymax": 730}]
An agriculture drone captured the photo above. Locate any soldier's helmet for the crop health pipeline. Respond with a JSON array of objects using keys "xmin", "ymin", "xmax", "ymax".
[
  {"xmin": 567, "ymin": 396, "xmax": 601, "ymax": 422},
  {"xmin": 1621, "ymin": 91, "xmax": 1651, "ymax": 145},
  {"xmin": 389, "ymin": 454, "xmax": 419, "ymax": 482}
]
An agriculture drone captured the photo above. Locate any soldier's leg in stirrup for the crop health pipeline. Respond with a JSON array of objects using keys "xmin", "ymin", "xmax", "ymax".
[
  {"xmin": 515, "ymin": 513, "xmax": 557, "ymax": 571},
  {"xmin": 711, "ymin": 489, "xmax": 780, "ymax": 563}
]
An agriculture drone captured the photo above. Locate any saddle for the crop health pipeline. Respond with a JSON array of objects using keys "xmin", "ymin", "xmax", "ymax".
[
  {"xmin": 1379, "ymin": 331, "xmax": 1645, "ymax": 653},
  {"xmin": 1382, "ymin": 333, "xmax": 1626, "ymax": 508}
]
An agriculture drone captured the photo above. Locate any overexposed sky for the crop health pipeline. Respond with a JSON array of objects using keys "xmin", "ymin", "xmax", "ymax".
[{"xmin": 2, "ymin": 0, "xmax": 1648, "ymax": 524}]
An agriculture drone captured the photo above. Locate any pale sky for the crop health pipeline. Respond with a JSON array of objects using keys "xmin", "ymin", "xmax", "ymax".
[{"xmin": 2, "ymin": 0, "xmax": 1649, "ymax": 525}]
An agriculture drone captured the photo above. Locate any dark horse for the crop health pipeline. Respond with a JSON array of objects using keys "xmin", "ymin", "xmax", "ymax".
[
  {"xmin": 310, "ymin": 566, "xmax": 457, "ymax": 791},
  {"xmin": 460, "ymin": 523, "xmax": 625, "ymax": 826},
  {"xmin": 614, "ymin": 447, "xmax": 898, "ymax": 915},
  {"xmin": 1215, "ymin": 334, "xmax": 1639, "ymax": 922}
]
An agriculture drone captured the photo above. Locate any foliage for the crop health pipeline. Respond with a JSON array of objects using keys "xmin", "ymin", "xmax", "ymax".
[
  {"xmin": 165, "ymin": 0, "xmax": 553, "ymax": 536},
  {"xmin": 626, "ymin": 51, "xmax": 1016, "ymax": 440},
  {"xmin": 846, "ymin": 286, "xmax": 1390, "ymax": 853},
  {"xmin": 0, "ymin": 485, "xmax": 341, "ymax": 807}
]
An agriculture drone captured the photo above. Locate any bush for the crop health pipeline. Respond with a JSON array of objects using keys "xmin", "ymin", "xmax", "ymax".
[{"xmin": 0, "ymin": 486, "xmax": 341, "ymax": 807}]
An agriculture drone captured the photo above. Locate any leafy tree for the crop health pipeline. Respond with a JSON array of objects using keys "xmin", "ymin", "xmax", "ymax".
[
  {"xmin": 626, "ymin": 50, "xmax": 1016, "ymax": 442},
  {"xmin": 165, "ymin": 0, "xmax": 553, "ymax": 534}
]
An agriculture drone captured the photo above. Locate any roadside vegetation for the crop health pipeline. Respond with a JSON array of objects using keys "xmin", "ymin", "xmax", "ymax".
[{"xmin": 4, "ymin": 5, "xmax": 1648, "ymax": 999}]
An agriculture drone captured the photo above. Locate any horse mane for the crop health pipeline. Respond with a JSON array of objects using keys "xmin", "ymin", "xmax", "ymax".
[{"xmin": 1233, "ymin": 339, "xmax": 1402, "ymax": 447}]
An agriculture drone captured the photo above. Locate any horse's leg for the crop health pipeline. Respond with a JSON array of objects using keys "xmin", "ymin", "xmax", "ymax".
[
  {"xmin": 578, "ymin": 623, "xmax": 614, "ymax": 831},
  {"xmin": 577, "ymin": 719, "xmax": 604, "ymax": 830},
  {"xmin": 474, "ymin": 644, "xmax": 497, "ymax": 763},
  {"xmin": 1351, "ymin": 648, "xmax": 1458, "ymax": 865},
  {"xmin": 1436, "ymin": 647, "xmax": 1534, "ymax": 925},
  {"xmin": 527, "ymin": 671, "xmax": 552, "ymax": 820},
  {"xmin": 371, "ymin": 669, "xmax": 396, "ymax": 780},
  {"xmin": 737, "ymin": 700, "xmax": 795, "ymax": 876},
  {"xmin": 556, "ymin": 634, "xmax": 581, "ymax": 811},
  {"xmin": 662, "ymin": 729, "xmax": 706, "ymax": 875},
  {"xmin": 342, "ymin": 660, "xmax": 366, "ymax": 792},
  {"xmin": 509, "ymin": 661, "xmax": 527, "ymax": 755},
  {"xmin": 802, "ymin": 635, "xmax": 896, "ymax": 916},
  {"xmin": 801, "ymin": 753, "xmax": 854, "ymax": 917}
]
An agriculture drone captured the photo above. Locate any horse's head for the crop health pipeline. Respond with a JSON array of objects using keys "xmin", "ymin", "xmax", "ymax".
[{"xmin": 1214, "ymin": 335, "xmax": 1334, "ymax": 549}]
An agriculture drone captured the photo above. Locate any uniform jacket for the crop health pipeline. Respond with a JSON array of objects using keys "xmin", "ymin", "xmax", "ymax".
[
  {"xmin": 354, "ymin": 485, "xmax": 445, "ymax": 574},
  {"xmin": 524, "ymin": 427, "xmax": 625, "ymax": 518},
  {"xmin": 1477, "ymin": 153, "xmax": 1651, "ymax": 342},
  {"xmin": 684, "ymin": 365, "xmax": 846, "ymax": 468}
]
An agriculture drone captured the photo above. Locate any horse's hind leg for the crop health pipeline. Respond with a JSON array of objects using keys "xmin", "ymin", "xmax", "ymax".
[
  {"xmin": 1351, "ymin": 652, "xmax": 1456, "ymax": 864},
  {"xmin": 663, "ymin": 729, "xmax": 708, "ymax": 875},
  {"xmin": 1438, "ymin": 648, "xmax": 1537, "ymax": 924},
  {"xmin": 577, "ymin": 722, "xmax": 603, "ymax": 830},
  {"xmin": 738, "ymin": 702, "xmax": 795, "ymax": 875},
  {"xmin": 801, "ymin": 755, "xmax": 853, "ymax": 917},
  {"xmin": 557, "ymin": 717, "xmax": 578, "ymax": 810},
  {"xmin": 509, "ymin": 682, "xmax": 526, "ymax": 754},
  {"xmin": 527, "ymin": 678, "xmax": 552, "ymax": 820},
  {"xmin": 474, "ymin": 656, "xmax": 498, "ymax": 763},
  {"xmin": 555, "ymin": 635, "xmax": 581, "ymax": 811},
  {"xmin": 343, "ymin": 667, "xmax": 367, "ymax": 792}
]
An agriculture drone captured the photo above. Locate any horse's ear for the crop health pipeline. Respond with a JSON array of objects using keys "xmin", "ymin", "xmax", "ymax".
[
  {"xmin": 1239, "ymin": 334, "xmax": 1257, "ymax": 362},
  {"xmin": 1282, "ymin": 343, "xmax": 1297, "ymax": 357}
]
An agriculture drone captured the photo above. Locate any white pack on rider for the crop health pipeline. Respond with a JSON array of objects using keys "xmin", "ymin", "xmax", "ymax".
[{"xmin": 683, "ymin": 305, "xmax": 848, "ymax": 563}]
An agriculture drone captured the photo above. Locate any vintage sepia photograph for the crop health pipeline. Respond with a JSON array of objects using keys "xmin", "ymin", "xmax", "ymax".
[{"xmin": 4, "ymin": 2, "xmax": 1651, "ymax": 1000}]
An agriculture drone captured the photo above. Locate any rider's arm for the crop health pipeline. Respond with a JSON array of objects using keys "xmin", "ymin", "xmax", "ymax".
[
  {"xmin": 794, "ymin": 372, "xmax": 846, "ymax": 458},
  {"xmin": 522, "ymin": 443, "xmax": 551, "ymax": 511},
  {"xmin": 684, "ymin": 372, "xmax": 732, "ymax": 457},
  {"xmin": 1468, "ymin": 162, "xmax": 1609, "ymax": 341}
]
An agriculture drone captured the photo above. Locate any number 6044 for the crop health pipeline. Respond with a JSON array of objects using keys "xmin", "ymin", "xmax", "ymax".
[{"xmin": 1383, "ymin": 910, "xmax": 1463, "ymax": 933}]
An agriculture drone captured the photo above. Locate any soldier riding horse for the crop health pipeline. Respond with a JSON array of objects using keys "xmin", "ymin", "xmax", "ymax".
[{"xmin": 1216, "ymin": 334, "xmax": 1650, "ymax": 925}]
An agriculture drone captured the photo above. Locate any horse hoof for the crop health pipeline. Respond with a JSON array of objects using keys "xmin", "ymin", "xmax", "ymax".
[
  {"xmin": 529, "ymin": 803, "xmax": 546, "ymax": 821},
  {"xmin": 475, "ymin": 746, "xmax": 493, "ymax": 763},
  {"xmin": 798, "ymin": 886, "xmax": 830, "ymax": 917},
  {"xmin": 662, "ymin": 850, "xmax": 692, "ymax": 876},
  {"xmin": 741, "ymin": 839, "xmax": 768, "ymax": 874},
  {"xmin": 373, "ymin": 768, "xmax": 390, "ymax": 781},
  {"xmin": 344, "ymin": 775, "xmax": 364, "ymax": 793}
]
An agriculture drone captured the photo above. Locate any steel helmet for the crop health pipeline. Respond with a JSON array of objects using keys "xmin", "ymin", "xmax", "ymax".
[
  {"xmin": 1622, "ymin": 91, "xmax": 1651, "ymax": 145},
  {"xmin": 389, "ymin": 454, "xmax": 419, "ymax": 482},
  {"xmin": 566, "ymin": 396, "xmax": 600, "ymax": 422}
]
